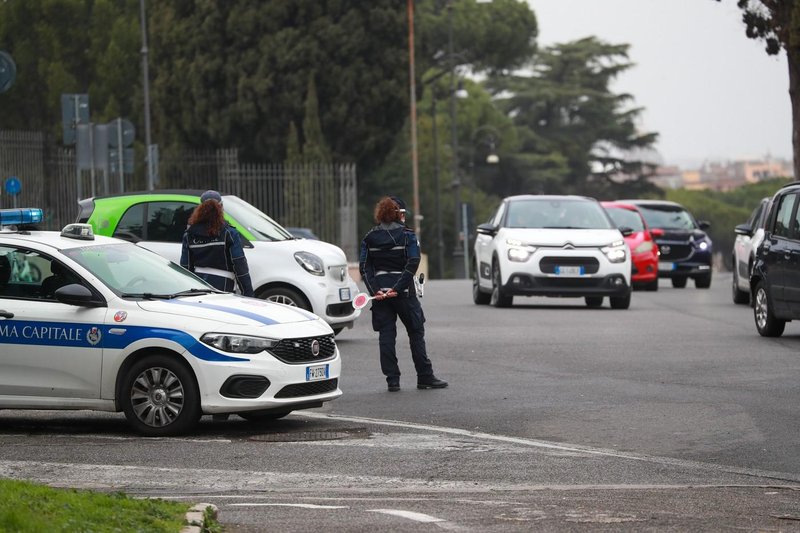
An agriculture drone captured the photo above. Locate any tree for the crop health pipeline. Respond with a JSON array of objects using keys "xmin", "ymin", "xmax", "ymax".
[
  {"xmin": 715, "ymin": 0, "xmax": 800, "ymax": 178},
  {"xmin": 487, "ymin": 37, "xmax": 659, "ymax": 198}
]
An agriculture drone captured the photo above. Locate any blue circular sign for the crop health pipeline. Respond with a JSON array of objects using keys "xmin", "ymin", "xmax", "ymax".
[{"xmin": 5, "ymin": 177, "xmax": 21, "ymax": 196}]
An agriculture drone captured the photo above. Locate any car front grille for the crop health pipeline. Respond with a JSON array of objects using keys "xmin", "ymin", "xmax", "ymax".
[
  {"xmin": 268, "ymin": 335, "xmax": 336, "ymax": 364},
  {"xmin": 219, "ymin": 375, "xmax": 271, "ymax": 399},
  {"xmin": 326, "ymin": 302, "xmax": 354, "ymax": 317},
  {"xmin": 535, "ymin": 277, "xmax": 608, "ymax": 288},
  {"xmin": 275, "ymin": 378, "xmax": 339, "ymax": 398},
  {"xmin": 658, "ymin": 243, "xmax": 692, "ymax": 261},
  {"xmin": 539, "ymin": 256, "xmax": 600, "ymax": 274}
]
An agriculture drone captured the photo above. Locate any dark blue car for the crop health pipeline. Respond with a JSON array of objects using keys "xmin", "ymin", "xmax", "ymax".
[{"xmin": 620, "ymin": 200, "xmax": 713, "ymax": 289}]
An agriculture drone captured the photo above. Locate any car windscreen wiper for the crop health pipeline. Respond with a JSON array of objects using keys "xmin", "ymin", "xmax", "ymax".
[
  {"xmin": 165, "ymin": 288, "xmax": 219, "ymax": 298},
  {"xmin": 120, "ymin": 288, "xmax": 217, "ymax": 299}
]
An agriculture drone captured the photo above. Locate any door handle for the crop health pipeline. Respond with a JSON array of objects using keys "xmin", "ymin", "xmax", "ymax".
[{"xmin": 0, "ymin": 310, "xmax": 13, "ymax": 319}]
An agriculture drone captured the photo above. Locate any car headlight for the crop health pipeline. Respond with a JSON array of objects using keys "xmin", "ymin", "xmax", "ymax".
[
  {"xmin": 506, "ymin": 239, "xmax": 536, "ymax": 262},
  {"xmin": 601, "ymin": 240, "xmax": 627, "ymax": 263},
  {"xmin": 294, "ymin": 251, "xmax": 325, "ymax": 276},
  {"xmin": 201, "ymin": 333, "xmax": 279, "ymax": 354},
  {"xmin": 634, "ymin": 241, "xmax": 654, "ymax": 254},
  {"xmin": 697, "ymin": 240, "xmax": 709, "ymax": 251}
]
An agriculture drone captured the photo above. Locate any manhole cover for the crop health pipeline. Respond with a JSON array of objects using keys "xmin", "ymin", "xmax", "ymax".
[{"xmin": 249, "ymin": 427, "xmax": 369, "ymax": 442}]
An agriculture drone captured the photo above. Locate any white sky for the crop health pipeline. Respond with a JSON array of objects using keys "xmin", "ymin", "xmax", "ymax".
[{"xmin": 526, "ymin": 0, "xmax": 791, "ymax": 169}]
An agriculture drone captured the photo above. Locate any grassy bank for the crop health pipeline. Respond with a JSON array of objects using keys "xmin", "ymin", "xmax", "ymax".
[{"xmin": 0, "ymin": 478, "xmax": 189, "ymax": 533}]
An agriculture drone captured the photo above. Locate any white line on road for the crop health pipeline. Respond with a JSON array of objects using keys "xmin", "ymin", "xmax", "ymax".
[
  {"xmin": 369, "ymin": 509, "xmax": 444, "ymax": 522},
  {"xmin": 228, "ymin": 503, "xmax": 348, "ymax": 509}
]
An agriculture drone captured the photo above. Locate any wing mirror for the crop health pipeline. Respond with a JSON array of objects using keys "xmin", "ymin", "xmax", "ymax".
[
  {"xmin": 649, "ymin": 228, "xmax": 665, "ymax": 238},
  {"xmin": 476, "ymin": 223, "xmax": 498, "ymax": 236},
  {"xmin": 618, "ymin": 226, "xmax": 634, "ymax": 237},
  {"xmin": 734, "ymin": 223, "xmax": 752, "ymax": 237},
  {"xmin": 55, "ymin": 284, "xmax": 104, "ymax": 307}
]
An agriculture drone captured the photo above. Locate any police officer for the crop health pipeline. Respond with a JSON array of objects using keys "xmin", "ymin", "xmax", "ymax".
[
  {"xmin": 180, "ymin": 190, "xmax": 255, "ymax": 297},
  {"xmin": 359, "ymin": 195, "xmax": 448, "ymax": 392}
]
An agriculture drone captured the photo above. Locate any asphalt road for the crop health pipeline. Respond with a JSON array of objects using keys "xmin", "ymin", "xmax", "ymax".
[{"xmin": 1, "ymin": 274, "xmax": 799, "ymax": 531}]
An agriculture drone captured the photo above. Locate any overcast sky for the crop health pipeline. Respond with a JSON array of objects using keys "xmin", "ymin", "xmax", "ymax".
[{"xmin": 526, "ymin": 0, "xmax": 791, "ymax": 169}]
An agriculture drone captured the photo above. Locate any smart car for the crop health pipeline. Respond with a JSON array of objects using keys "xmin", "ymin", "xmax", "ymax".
[
  {"xmin": 473, "ymin": 195, "xmax": 632, "ymax": 309},
  {"xmin": 731, "ymin": 197, "xmax": 770, "ymax": 304},
  {"xmin": 621, "ymin": 199, "xmax": 713, "ymax": 289},
  {"xmin": 750, "ymin": 182, "xmax": 800, "ymax": 337},
  {"xmin": 601, "ymin": 201, "xmax": 659, "ymax": 291},
  {"xmin": 76, "ymin": 191, "xmax": 360, "ymax": 335},
  {"xmin": 0, "ymin": 208, "xmax": 342, "ymax": 436}
]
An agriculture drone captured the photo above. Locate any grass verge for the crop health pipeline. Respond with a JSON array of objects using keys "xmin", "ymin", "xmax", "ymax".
[{"xmin": 0, "ymin": 478, "xmax": 189, "ymax": 533}]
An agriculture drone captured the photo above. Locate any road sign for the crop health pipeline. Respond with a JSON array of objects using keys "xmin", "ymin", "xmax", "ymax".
[
  {"xmin": 4, "ymin": 177, "xmax": 21, "ymax": 196},
  {"xmin": 109, "ymin": 148, "xmax": 135, "ymax": 174},
  {"xmin": 61, "ymin": 94, "xmax": 90, "ymax": 145},
  {"xmin": 107, "ymin": 118, "xmax": 136, "ymax": 148},
  {"xmin": 0, "ymin": 51, "xmax": 16, "ymax": 94}
]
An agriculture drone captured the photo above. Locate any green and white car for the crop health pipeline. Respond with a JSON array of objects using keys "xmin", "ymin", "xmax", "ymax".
[{"xmin": 77, "ymin": 191, "xmax": 360, "ymax": 335}]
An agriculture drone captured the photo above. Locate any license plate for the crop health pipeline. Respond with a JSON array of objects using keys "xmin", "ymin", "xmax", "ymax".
[
  {"xmin": 555, "ymin": 265, "xmax": 583, "ymax": 276},
  {"xmin": 339, "ymin": 288, "xmax": 351, "ymax": 301},
  {"xmin": 658, "ymin": 261, "xmax": 675, "ymax": 271},
  {"xmin": 306, "ymin": 364, "xmax": 329, "ymax": 382}
]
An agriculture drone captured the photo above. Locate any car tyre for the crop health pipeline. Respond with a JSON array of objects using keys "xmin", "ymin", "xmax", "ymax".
[
  {"xmin": 754, "ymin": 281, "xmax": 786, "ymax": 337},
  {"xmin": 121, "ymin": 354, "xmax": 201, "ymax": 437},
  {"xmin": 671, "ymin": 276, "xmax": 687, "ymax": 288},
  {"xmin": 585, "ymin": 296, "xmax": 603, "ymax": 308},
  {"xmin": 694, "ymin": 273, "xmax": 712, "ymax": 289},
  {"xmin": 609, "ymin": 292, "xmax": 631, "ymax": 310},
  {"xmin": 257, "ymin": 286, "xmax": 310, "ymax": 310},
  {"xmin": 490, "ymin": 261, "xmax": 512, "ymax": 308},
  {"xmin": 238, "ymin": 411, "xmax": 292, "ymax": 422},
  {"xmin": 473, "ymin": 261, "xmax": 491, "ymax": 305},
  {"xmin": 731, "ymin": 266, "xmax": 749, "ymax": 304},
  {"xmin": 643, "ymin": 278, "xmax": 659, "ymax": 291}
]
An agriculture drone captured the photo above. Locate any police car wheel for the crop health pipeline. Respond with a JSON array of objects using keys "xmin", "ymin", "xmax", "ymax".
[
  {"xmin": 121, "ymin": 355, "xmax": 201, "ymax": 437},
  {"xmin": 237, "ymin": 411, "xmax": 292, "ymax": 422},
  {"xmin": 257, "ymin": 286, "xmax": 310, "ymax": 310}
]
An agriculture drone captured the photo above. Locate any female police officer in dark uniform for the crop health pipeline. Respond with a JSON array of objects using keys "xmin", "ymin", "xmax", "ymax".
[
  {"xmin": 180, "ymin": 190, "xmax": 255, "ymax": 297},
  {"xmin": 359, "ymin": 196, "xmax": 447, "ymax": 392}
]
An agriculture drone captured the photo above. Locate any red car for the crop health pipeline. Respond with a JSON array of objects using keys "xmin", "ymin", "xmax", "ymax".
[{"xmin": 601, "ymin": 201, "xmax": 660, "ymax": 291}]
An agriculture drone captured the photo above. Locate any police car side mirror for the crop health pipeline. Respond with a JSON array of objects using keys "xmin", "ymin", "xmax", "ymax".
[{"xmin": 55, "ymin": 284, "xmax": 104, "ymax": 307}]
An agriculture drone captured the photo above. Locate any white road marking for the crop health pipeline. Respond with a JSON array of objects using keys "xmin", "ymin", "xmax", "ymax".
[
  {"xmin": 228, "ymin": 503, "xmax": 348, "ymax": 509},
  {"xmin": 369, "ymin": 509, "xmax": 444, "ymax": 522}
]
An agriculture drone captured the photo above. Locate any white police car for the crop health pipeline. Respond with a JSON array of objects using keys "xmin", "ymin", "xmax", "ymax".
[{"xmin": 0, "ymin": 208, "xmax": 341, "ymax": 436}]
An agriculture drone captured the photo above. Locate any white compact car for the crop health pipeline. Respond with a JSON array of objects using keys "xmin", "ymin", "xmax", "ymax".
[
  {"xmin": 0, "ymin": 208, "xmax": 342, "ymax": 436},
  {"xmin": 732, "ymin": 197, "xmax": 770, "ymax": 304},
  {"xmin": 77, "ymin": 191, "xmax": 360, "ymax": 335},
  {"xmin": 473, "ymin": 195, "xmax": 632, "ymax": 309}
]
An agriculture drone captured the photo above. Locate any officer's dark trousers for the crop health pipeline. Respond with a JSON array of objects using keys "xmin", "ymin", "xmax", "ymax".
[{"xmin": 371, "ymin": 295, "xmax": 433, "ymax": 384}]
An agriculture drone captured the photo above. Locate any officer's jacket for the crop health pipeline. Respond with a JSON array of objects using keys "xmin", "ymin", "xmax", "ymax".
[
  {"xmin": 359, "ymin": 221, "xmax": 420, "ymax": 297},
  {"xmin": 180, "ymin": 222, "xmax": 255, "ymax": 297}
]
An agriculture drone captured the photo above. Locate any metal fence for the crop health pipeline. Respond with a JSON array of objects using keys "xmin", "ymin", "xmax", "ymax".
[{"xmin": 0, "ymin": 130, "xmax": 359, "ymax": 260}]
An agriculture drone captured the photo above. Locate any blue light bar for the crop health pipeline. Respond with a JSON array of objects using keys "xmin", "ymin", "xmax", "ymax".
[{"xmin": 0, "ymin": 208, "xmax": 44, "ymax": 226}]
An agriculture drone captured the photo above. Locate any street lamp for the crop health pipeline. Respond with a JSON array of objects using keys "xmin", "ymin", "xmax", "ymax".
[
  {"xmin": 421, "ymin": 69, "xmax": 449, "ymax": 279},
  {"xmin": 464, "ymin": 125, "xmax": 501, "ymax": 276}
]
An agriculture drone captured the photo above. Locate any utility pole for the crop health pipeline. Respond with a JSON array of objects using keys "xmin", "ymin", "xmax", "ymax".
[{"xmin": 139, "ymin": 0, "xmax": 154, "ymax": 190}]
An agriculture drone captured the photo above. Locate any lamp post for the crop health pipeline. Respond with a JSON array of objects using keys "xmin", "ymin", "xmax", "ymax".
[
  {"xmin": 138, "ymin": 0, "xmax": 154, "ymax": 190},
  {"xmin": 422, "ymin": 69, "xmax": 449, "ymax": 279},
  {"xmin": 465, "ymin": 125, "xmax": 500, "ymax": 275}
]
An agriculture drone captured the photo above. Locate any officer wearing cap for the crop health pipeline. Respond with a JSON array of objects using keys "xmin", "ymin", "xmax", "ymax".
[
  {"xmin": 180, "ymin": 190, "xmax": 255, "ymax": 297},
  {"xmin": 359, "ymin": 195, "xmax": 448, "ymax": 392}
]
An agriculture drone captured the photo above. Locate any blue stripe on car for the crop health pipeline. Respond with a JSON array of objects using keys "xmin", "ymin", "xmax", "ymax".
[
  {"xmin": 0, "ymin": 320, "xmax": 247, "ymax": 362},
  {"xmin": 164, "ymin": 299, "xmax": 315, "ymax": 324}
]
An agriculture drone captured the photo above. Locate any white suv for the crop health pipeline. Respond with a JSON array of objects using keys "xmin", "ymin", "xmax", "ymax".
[{"xmin": 473, "ymin": 195, "xmax": 632, "ymax": 309}]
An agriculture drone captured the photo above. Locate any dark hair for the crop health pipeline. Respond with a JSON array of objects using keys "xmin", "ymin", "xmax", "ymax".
[
  {"xmin": 374, "ymin": 196, "xmax": 403, "ymax": 224},
  {"xmin": 188, "ymin": 200, "xmax": 225, "ymax": 236}
]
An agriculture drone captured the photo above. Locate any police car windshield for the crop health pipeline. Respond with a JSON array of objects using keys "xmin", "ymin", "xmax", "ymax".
[
  {"xmin": 221, "ymin": 196, "xmax": 294, "ymax": 242},
  {"xmin": 61, "ymin": 242, "xmax": 216, "ymax": 298}
]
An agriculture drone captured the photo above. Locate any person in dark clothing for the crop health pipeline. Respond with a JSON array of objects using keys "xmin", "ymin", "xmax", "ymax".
[
  {"xmin": 180, "ymin": 190, "xmax": 255, "ymax": 297},
  {"xmin": 359, "ymin": 195, "xmax": 447, "ymax": 392}
]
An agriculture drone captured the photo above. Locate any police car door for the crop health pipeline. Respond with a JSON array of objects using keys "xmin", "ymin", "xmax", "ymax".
[{"xmin": 0, "ymin": 247, "xmax": 106, "ymax": 401}]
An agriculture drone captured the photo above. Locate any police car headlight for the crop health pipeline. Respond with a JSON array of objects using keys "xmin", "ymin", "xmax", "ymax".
[
  {"xmin": 601, "ymin": 240, "xmax": 627, "ymax": 263},
  {"xmin": 201, "ymin": 333, "xmax": 278, "ymax": 354},
  {"xmin": 294, "ymin": 251, "xmax": 325, "ymax": 276}
]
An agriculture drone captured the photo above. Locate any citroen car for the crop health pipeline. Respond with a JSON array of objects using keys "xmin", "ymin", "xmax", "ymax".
[
  {"xmin": 622, "ymin": 200, "xmax": 713, "ymax": 289},
  {"xmin": 0, "ymin": 208, "xmax": 342, "ymax": 436},
  {"xmin": 602, "ymin": 201, "xmax": 659, "ymax": 291},
  {"xmin": 473, "ymin": 195, "xmax": 632, "ymax": 309},
  {"xmin": 76, "ymin": 190, "xmax": 360, "ymax": 335}
]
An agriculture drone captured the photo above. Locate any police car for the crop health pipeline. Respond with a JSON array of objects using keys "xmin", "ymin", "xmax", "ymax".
[{"xmin": 0, "ymin": 208, "xmax": 341, "ymax": 436}]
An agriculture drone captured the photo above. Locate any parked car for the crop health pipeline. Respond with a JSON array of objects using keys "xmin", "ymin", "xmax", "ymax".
[
  {"xmin": 731, "ymin": 197, "xmax": 770, "ymax": 304},
  {"xmin": 750, "ymin": 182, "xmax": 800, "ymax": 337},
  {"xmin": 76, "ymin": 191, "xmax": 360, "ymax": 335},
  {"xmin": 0, "ymin": 208, "xmax": 342, "ymax": 436},
  {"xmin": 621, "ymin": 199, "xmax": 713, "ymax": 289},
  {"xmin": 473, "ymin": 195, "xmax": 632, "ymax": 309},
  {"xmin": 601, "ymin": 201, "xmax": 659, "ymax": 291}
]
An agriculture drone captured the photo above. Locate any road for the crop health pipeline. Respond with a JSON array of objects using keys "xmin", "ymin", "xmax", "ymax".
[{"xmin": 1, "ymin": 274, "xmax": 799, "ymax": 531}]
